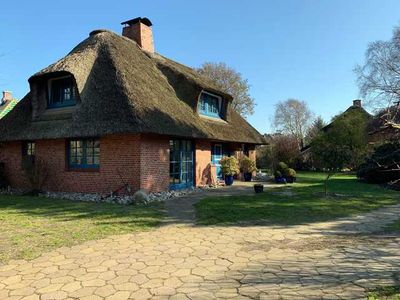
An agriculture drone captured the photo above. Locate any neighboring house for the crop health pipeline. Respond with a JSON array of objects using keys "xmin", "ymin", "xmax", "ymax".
[
  {"xmin": 0, "ymin": 91, "xmax": 18, "ymax": 119},
  {"xmin": 301, "ymin": 99, "xmax": 372, "ymax": 159},
  {"xmin": 0, "ymin": 17, "xmax": 265, "ymax": 194}
]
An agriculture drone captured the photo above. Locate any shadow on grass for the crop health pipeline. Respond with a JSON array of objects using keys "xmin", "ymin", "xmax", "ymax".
[{"xmin": 0, "ymin": 194, "xmax": 164, "ymax": 226}]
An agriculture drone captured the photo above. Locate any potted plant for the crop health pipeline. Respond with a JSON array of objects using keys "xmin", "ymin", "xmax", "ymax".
[
  {"xmin": 240, "ymin": 156, "xmax": 257, "ymax": 182},
  {"xmin": 220, "ymin": 156, "xmax": 239, "ymax": 186},
  {"xmin": 254, "ymin": 183, "xmax": 264, "ymax": 193},
  {"xmin": 284, "ymin": 168, "xmax": 297, "ymax": 183},
  {"xmin": 274, "ymin": 170, "xmax": 286, "ymax": 184}
]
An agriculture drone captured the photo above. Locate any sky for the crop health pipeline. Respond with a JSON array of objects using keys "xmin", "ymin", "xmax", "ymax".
[{"xmin": 1, "ymin": 0, "xmax": 400, "ymax": 134}]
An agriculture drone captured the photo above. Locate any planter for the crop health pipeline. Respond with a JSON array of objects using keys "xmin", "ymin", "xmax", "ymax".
[
  {"xmin": 275, "ymin": 177, "xmax": 287, "ymax": 184},
  {"xmin": 243, "ymin": 172, "xmax": 252, "ymax": 182},
  {"xmin": 224, "ymin": 175, "xmax": 234, "ymax": 186},
  {"xmin": 254, "ymin": 184, "xmax": 264, "ymax": 193},
  {"xmin": 285, "ymin": 176, "xmax": 296, "ymax": 183}
]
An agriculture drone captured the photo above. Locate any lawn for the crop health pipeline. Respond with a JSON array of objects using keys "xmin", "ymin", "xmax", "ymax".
[
  {"xmin": 0, "ymin": 195, "xmax": 163, "ymax": 263},
  {"xmin": 385, "ymin": 220, "xmax": 400, "ymax": 232},
  {"xmin": 368, "ymin": 286, "xmax": 400, "ymax": 300},
  {"xmin": 195, "ymin": 172, "xmax": 400, "ymax": 226}
]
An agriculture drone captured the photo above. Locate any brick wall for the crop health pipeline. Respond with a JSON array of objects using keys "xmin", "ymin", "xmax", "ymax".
[
  {"xmin": 195, "ymin": 140, "xmax": 216, "ymax": 186},
  {"xmin": 139, "ymin": 135, "xmax": 169, "ymax": 192},
  {"xmin": 0, "ymin": 134, "xmax": 258, "ymax": 194},
  {"xmin": 0, "ymin": 141, "xmax": 29, "ymax": 188},
  {"xmin": 0, "ymin": 134, "xmax": 142, "ymax": 194}
]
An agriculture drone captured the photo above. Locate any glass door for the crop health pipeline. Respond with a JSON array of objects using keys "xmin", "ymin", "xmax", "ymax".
[
  {"xmin": 169, "ymin": 140, "xmax": 194, "ymax": 190},
  {"xmin": 212, "ymin": 144, "xmax": 223, "ymax": 179}
]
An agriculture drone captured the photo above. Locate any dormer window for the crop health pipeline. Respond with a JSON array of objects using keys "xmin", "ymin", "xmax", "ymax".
[
  {"xmin": 47, "ymin": 76, "xmax": 76, "ymax": 108},
  {"xmin": 198, "ymin": 92, "xmax": 222, "ymax": 119}
]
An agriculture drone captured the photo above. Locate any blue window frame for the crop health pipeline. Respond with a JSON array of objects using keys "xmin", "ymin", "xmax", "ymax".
[
  {"xmin": 198, "ymin": 92, "xmax": 222, "ymax": 118},
  {"xmin": 48, "ymin": 77, "xmax": 76, "ymax": 108},
  {"xmin": 169, "ymin": 140, "xmax": 194, "ymax": 190},
  {"xmin": 68, "ymin": 139, "xmax": 100, "ymax": 169}
]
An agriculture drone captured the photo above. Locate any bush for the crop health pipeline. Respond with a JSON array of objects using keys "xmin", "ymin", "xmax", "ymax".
[
  {"xmin": 220, "ymin": 156, "xmax": 240, "ymax": 176},
  {"xmin": 274, "ymin": 170, "xmax": 282, "ymax": 178},
  {"xmin": 277, "ymin": 161, "xmax": 288, "ymax": 174},
  {"xmin": 239, "ymin": 156, "xmax": 257, "ymax": 173},
  {"xmin": 285, "ymin": 168, "xmax": 296, "ymax": 178},
  {"xmin": 357, "ymin": 142, "xmax": 400, "ymax": 184}
]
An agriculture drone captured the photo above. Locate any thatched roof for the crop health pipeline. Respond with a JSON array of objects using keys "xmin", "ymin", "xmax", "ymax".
[
  {"xmin": 0, "ymin": 30, "xmax": 265, "ymax": 144},
  {"xmin": 323, "ymin": 104, "xmax": 372, "ymax": 132}
]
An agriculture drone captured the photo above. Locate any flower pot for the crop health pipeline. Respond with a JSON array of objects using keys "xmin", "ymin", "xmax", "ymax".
[
  {"xmin": 224, "ymin": 175, "xmax": 234, "ymax": 186},
  {"xmin": 254, "ymin": 184, "xmax": 264, "ymax": 193},
  {"xmin": 243, "ymin": 172, "xmax": 252, "ymax": 182},
  {"xmin": 275, "ymin": 177, "xmax": 287, "ymax": 184},
  {"xmin": 285, "ymin": 176, "xmax": 296, "ymax": 183}
]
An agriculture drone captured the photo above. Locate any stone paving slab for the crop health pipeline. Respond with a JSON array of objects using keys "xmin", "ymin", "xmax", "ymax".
[{"xmin": 0, "ymin": 185, "xmax": 399, "ymax": 299}]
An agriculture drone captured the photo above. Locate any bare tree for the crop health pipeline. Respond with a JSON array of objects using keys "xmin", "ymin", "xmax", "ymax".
[
  {"xmin": 355, "ymin": 26, "xmax": 400, "ymax": 129},
  {"xmin": 273, "ymin": 99, "xmax": 313, "ymax": 148},
  {"xmin": 197, "ymin": 62, "xmax": 255, "ymax": 118}
]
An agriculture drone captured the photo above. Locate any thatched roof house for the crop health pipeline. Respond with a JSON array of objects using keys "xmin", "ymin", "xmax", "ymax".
[{"xmin": 0, "ymin": 17, "xmax": 265, "ymax": 194}]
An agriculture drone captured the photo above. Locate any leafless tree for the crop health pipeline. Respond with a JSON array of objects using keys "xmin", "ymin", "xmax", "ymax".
[
  {"xmin": 273, "ymin": 99, "xmax": 313, "ymax": 148},
  {"xmin": 197, "ymin": 62, "xmax": 255, "ymax": 118},
  {"xmin": 355, "ymin": 26, "xmax": 400, "ymax": 129}
]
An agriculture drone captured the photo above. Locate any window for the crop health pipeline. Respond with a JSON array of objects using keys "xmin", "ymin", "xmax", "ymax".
[
  {"xmin": 48, "ymin": 77, "xmax": 76, "ymax": 108},
  {"xmin": 169, "ymin": 140, "xmax": 194, "ymax": 190},
  {"xmin": 21, "ymin": 142, "xmax": 35, "ymax": 168},
  {"xmin": 68, "ymin": 139, "xmax": 100, "ymax": 169},
  {"xmin": 198, "ymin": 92, "xmax": 222, "ymax": 118},
  {"xmin": 22, "ymin": 142, "xmax": 35, "ymax": 160}
]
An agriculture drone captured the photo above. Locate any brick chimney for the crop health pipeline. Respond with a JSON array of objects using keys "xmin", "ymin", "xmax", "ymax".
[
  {"xmin": 1, "ymin": 91, "xmax": 12, "ymax": 105},
  {"xmin": 121, "ymin": 17, "xmax": 154, "ymax": 53},
  {"xmin": 353, "ymin": 99, "xmax": 362, "ymax": 107}
]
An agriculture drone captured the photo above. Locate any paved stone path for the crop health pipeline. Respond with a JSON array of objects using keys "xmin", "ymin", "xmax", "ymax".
[{"xmin": 1, "ymin": 184, "xmax": 400, "ymax": 299}]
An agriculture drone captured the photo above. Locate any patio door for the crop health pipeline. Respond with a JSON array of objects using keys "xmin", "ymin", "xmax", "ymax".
[
  {"xmin": 212, "ymin": 144, "xmax": 223, "ymax": 179},
  {"xmin": 169, "ymin": 140, "xmax": 194, "ymax": 190}
]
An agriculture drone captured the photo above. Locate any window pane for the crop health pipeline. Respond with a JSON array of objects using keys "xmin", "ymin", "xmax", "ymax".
[{"xmin": 50, "ymin": 77, "xmax": 76, "ymax": 107}]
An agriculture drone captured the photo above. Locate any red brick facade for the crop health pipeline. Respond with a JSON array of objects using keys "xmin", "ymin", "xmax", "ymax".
[
  {"xmin": 0, "ymin": 134, "xmax": 142, "ymax": 194},
  {"xmin": 139, "ymin": 135, "xmax": 169, "ymax": 192},
  {"xmin": 0, "ymin": 134, "xmax": 256, "ymax": 194},
  {"xmin": 195, "ymin": 140, "xmax": 216, "ymax": 186}
]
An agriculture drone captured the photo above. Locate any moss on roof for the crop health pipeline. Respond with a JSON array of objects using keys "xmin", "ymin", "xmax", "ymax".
[
  {"xmin": 0, "ymin": 99, "xmax": 18, "ymax": 119},
  {"xmin": 0, "ymin": 30, "xmax": 265, "ymax": 144}
]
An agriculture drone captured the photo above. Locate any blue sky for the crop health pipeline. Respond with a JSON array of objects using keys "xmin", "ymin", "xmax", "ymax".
[{"xmin": 1, "ymin": 0, "xmax": 399, "ymax": 134}]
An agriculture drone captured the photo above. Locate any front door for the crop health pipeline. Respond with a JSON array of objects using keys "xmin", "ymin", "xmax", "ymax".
[
  {"xmin": 169, "ymin": 140, "xmax": 194, "ymax": 190},
  {"xmin": 212, "ymin": 144, "xmax": 223, "ymax": 179}
]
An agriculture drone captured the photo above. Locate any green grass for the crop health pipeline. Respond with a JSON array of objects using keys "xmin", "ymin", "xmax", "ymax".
[
  {"xmin": 195, "ymin": 172, "xmax": 400, "ymax": 226},
  {"xmin": 385, "ymin": 220, "xmax": 400, "ymax": 232},
  {"xmin": 0, "ymin": 195, "xmax": 164, "ymax": 263},
  {"xmin": 368, "ymin": 286, "xmax": 400, "ymax": 299}
]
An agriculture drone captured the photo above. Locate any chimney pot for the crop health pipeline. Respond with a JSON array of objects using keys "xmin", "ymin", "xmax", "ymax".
[
  {"xmin": 121, "ymin": 17, "xmax": 154, "ymax": 53},
  {"xmin": 353, "ymin": 99, "xmax": 362, "ymax": 107}
]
